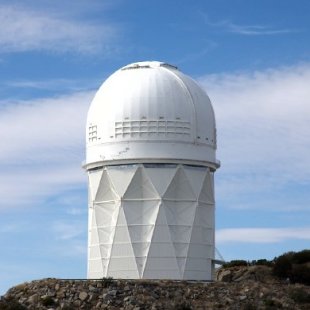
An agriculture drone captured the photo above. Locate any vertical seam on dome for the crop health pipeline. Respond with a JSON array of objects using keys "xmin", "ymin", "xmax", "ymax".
[{"xmin": 160, "ymin": 67, "xmax": 198, "ymax": 143}]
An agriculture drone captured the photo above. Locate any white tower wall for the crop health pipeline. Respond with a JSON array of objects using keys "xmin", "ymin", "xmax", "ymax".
[
  {"xmin": 85, "ymin": 61, "xmax": 219, "ymax": 280},
  {"xmin": 88, "ymin": 164, "xmax": 215, "ymax": 280}
]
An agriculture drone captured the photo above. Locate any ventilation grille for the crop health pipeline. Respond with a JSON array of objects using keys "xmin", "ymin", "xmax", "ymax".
[
  {"xmin": 115, "ymin": 120, "xmax": 191, "ymax": 139},
  {"xmin": 88, "ymin": 125, "xmax": 98, "ymax": 142}
]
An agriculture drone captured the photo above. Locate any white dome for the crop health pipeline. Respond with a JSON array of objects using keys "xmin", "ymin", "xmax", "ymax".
[{"xmin": 85, "ymin": 61, "xmax": 219, "ymax": 169}]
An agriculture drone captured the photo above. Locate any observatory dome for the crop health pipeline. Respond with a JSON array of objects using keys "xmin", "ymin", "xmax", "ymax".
[{"xmin": 86, "ymin": 61, "xmax": 219, "ymax": 169}]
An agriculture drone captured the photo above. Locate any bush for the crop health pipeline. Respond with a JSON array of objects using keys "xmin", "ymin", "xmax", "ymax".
[
  {"xmin": 273, "ymin": 254, "xmax": 292, "ymax": 278},
  {"xmin": 101, "ymin": 276, "xmax": 113, "ymax": 288},
  {"xmin": 223, "ymin": 260, "xmax": 248, "ymax": 268},
  {"xmin": 273, "ymin": 250, "xmax": 310, "ymax": 284},
  {"xmin": 174, "ymin": 302, "xmax": 192, "ymax": 310},
  {"xmin": 289, "ymin": 288, "xmax": 310, "ymax": 303},
  {"xmin": 41, "ymin": 296, "xmax": 56, "ymax": 306},
  {"xmin": 250, "ymin": 259, "xmax": 273, "ymax": 267},
  {"xmin": 291, "ymin": 264, "xmax": 310, "ymax": 285},
  {"xmin": 263, "ymin": 298, "xmax": 283, "ymax": 309},
  {"xmin": 292, "ymin": 249, "xmax": 310, "ymax": 264},
  {"xmin": 0, "ymin": 298, "xmax": 26, "ymax": 310}
]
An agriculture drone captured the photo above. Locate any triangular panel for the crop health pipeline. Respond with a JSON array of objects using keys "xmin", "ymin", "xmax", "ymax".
[
  {"xmin": 123, "ymin": 166, "xmax": 159, "ymax": 199},
  {"xmin": 144, "ymin": 166, "xmax": 176, "ymax": 195},
  {"xmin": 198, "ymin": 172, "xmax": 214, "ymax": 204},
  {"xmin": 143, "ymin": 203, "xmax": 179, "ymax": 276},
  {"xmin": 95, "ymin": 169, "xmax": 118, "ymax": 202},
  {"xmin": 128, "ymin": 225, "xmax": 155, "ymax": 243},
  {"xmin": 123, "ymin": 200, "xmax": 160, "ymax": 225},
  {"xmin": 107, "ymin": 165, "xmax": 137, "ymax": 197},
  {"xmin": 88, "ymin": 169, "xmax": 103, "ymax": 201},
  {"xmin": 94, "ymin": 202, "xmax": 119, "ymax": 227},
  {"xmin": 99, "ymin": 244, "xmax": 113, "ymax": 258},
  {"xmin": 163, "ymin": 201, "xmax": 197, "ymax": 226},
  {"xmin": 163, "ymin": 166, "xmax": 196, "ymax": 201},
  {"xmin": 89, "ymin": 245, "xmax": 101, "ymax": 258},
  {"xmin": 173, "ymin": 243, "xmax": 189, "ymax": 257},
  {"xmin": 168, "ymin": 225, "xmax": 192, "ymax": 244},
  {"xmin": 176, "ymin": 257, "xmax": 187, "ymax": 276},
  {"xmin": 108, "ymin": 206, "xmax": 138, "ymax": 275},
  {"xmin": 89, "ymin": 227, "xmax": 99, "ymax": 245},
  {"xmin": 89, "ymin": 207, "xmax": 96, "ymax": 229},
  {"xmin": 98, "ymin": 226, "xmax": 115, "ymax": 244},
  {"xmin": 195, "ymin": 204, "xmax": 214, "ymax": 228},
  {"xmin": 147, "ymin": 204, "xmax": 171, "ymax": 243},
  {"xmin": 88, "ymin": 259, "xmax": 103, "ymax": 275},
  {"xmin": 183, "ymin": 166, "xmax": 207, "ymax": 198},
  {"xmin": 132, "ymin": 242, "xmax": 151, "ymax": 257},
  {"xmin": 135, "ymin": 257, "xmax": 147, "ymax": 278}
]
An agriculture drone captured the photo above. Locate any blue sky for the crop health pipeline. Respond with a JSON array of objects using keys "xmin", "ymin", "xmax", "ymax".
[{"xmin": 0, "ymin": 0, "xmax": 309, "ymax": 294}]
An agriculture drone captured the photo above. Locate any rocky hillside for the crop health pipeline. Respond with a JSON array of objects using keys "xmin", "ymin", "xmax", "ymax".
[{"xmin": 1, "ymin": 266, "xmax": 309, "ymax": 309}]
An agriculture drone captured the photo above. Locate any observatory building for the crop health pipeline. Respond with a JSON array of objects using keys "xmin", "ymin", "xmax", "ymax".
[{"xmin": 85, "ymin": 61, "xmax": 220, "ymax": 280}]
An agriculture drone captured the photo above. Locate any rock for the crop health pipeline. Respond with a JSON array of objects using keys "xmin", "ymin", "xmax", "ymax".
[
  {"xmin": 88, "ymin": 285, "xmax": 97, "ymax": 292},
  {"xmin": 73, "ymin": 299, "xmax": 81, "ymax": 307},
  {"xmin": 1, "ymin": 267, "xmax": 310, "ymax": 310},
  {"xmin": 95, "ymin": 301, "xmax": 102, "ymax": 308},
  {"xmin": 27, "ymin": 293, "xmax": 38, "ymax": 303},
  {"xmin": 107, "ymin": 289, "xmax": 118, "ymax": 296},
  {"xmin": 78, "ymin": 291, "xmax": 88, "ymax": 301},
  {"xmin": 218, "ymin": 269, "xmax": 232, "ymax": 282}
]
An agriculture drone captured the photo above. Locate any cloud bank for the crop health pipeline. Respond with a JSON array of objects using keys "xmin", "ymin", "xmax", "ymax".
[
  {"xmin": 0, "ymin": 4, "xmax": 118, "ymax": 54},
  {"xmin": 0, "ymin": 91, "xmax": 93, "ymax": 209},
  {"xmin": 199, "ymin": 63, "xmax": 310, "ymax": 207},
  {"xmin": 217, "ymin": 227, "xmax": 310, "ymax": 243}
]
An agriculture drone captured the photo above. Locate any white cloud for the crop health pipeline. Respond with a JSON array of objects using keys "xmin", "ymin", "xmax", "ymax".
[
  {"xmin": 199, "ymin": 63, "xmax": 310, "ymax": 203},
  {"xmin": 0, "ymin": 4, "xmax": 118, "ymax": 54},
  {"xmin": 225, "ymin": 22, "xmax": 295, "ymax": 36},
  {"xmin": 4, "ymin": 78, "xmax": 101, "ymax": 92},
  {"xmin": 52, "ymin": 220, "xmax": 85, "ymax": 240},
  {"xmin": 0, "ymin": 91, "xmax": 93, "ymax": 209},
  {"xmin": 217, "ymin": 227, "xmax": 310, "ymax": 243},
  {"xmin": 202, "ymin": 14, "xmax": 296, "ymax": 36}
]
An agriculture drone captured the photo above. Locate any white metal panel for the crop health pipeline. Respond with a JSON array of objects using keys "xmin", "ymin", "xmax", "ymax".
[
  {"xmin": 99, "ymin": 245, "xmax": 112, "ymax": 258},
  {"xmin": 89, "ymin": 245, "xmax": 101, "ymax": 258},
  {"xmin": 106, "ymin": 165, "xmax": 137, "ymax": 197},
  {"xmin": 123, "ymin": 200, "xmax": 160, "ymax": 225},
  {"xmin": 85, "ymin": 61, "xmax": 219, "ymax": 169},
  {"xmin": 163, "ymin": 167, "xmax": 196, "ymax": 201},
  {"xmin": 94, "ymin": 202, "xmax": 118, "ymax": 227},
  {"xmin": 127, "ymin": 225, "xmax": 154, "ymax": 243},
  {"xmin": 144, "ymin": 166, "xmax": 176, "ymax": 195},
  {"xmin": 163, "ymin": 201, "xmax": 196, "ymax": 226},
  {"xmin": 95, "ymin": 169, "xmax": 118, "ymax": 202},
  {"xmin": 87, "ymin": 163, "xmax": 216, "ymax": 280}
]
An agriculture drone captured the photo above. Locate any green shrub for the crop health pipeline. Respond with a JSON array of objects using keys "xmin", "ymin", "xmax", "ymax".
[
  {"xmin": 249, "ymin": 259, "xmax": 273, "ymax": 267},
  {"xmin": 0, "ymin": 298, "xmax": 26, "ymax": 310},
  {"xmin": 289, "ymin": 288, "xmax": 310, "ymax": 303},
  {"xmin": 291, "ymin": 264, "xmax": 310, "ymax": 285},
  {"xmin": 174, "ymin": 302, "xmax": 192, "ymax": 310},
  {"xmin": 41, "ymin": 296, "xmax": 56, "ymax": 306},
  {"xmin": 101, "ymin": 276, "xmax": 113, "ymax": 288},
  {"xmin": 263, "ymin": 298, "xmax": 282, "ymax": 309},
  {"xmin": 273, "ymin": 250, "xmax": 310, "ymax": 284},
  {"xmin": 273, "ymin": 253, "xmax": 293, "ymax": 278},
  {"xmin": 292, "ymin": 249, "xmax": 310, "ymax": 264},
  {"xmin": 223, "ymin": 260, "xmax": 248, "ymax": 268}
]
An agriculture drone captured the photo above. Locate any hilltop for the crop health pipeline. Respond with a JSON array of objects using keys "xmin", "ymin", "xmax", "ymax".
[{"xmin": 0, "ymin": 264, "xmax": 309, "ymax": 310}]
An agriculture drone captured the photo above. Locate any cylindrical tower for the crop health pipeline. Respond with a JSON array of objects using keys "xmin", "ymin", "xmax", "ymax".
[{"xmin": 85, "ymin": 61, "xmax": 220, "ymax": 280}]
